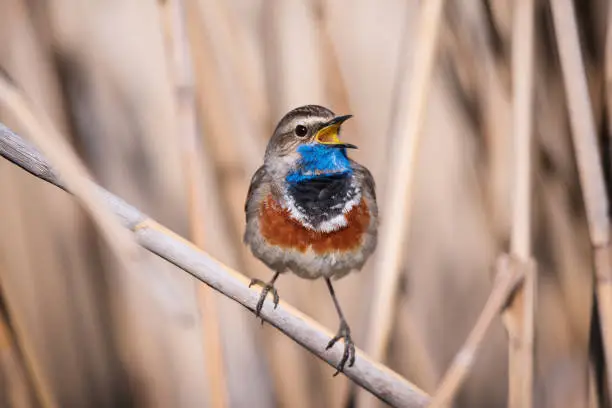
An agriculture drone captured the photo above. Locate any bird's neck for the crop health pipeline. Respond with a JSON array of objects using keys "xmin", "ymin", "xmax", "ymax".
[
  {"xmin": 285, "ymin": 144, "xmax": 352, "ymax": 184},
  {"xmin": 281, "ymin": 146, "xmax": 360, "ymax": 232}
]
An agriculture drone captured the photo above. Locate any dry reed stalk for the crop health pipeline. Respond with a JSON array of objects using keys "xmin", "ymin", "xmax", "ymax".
[
  {"xmin": 357, "ymin": 3, "xmax": 446, "ymax": 407},
  {"xmin": 160, "ymin": 1, "xmax": 228, "ymax": 407},
  {"xmin": 0, "ymin": 296, "xmax": 40, "ymax": 408},
  {"xmin": 0, "ymin": 122, "xmax": 431, "ymax": 408},
  {"xmin": 428, "ymin": 255, "xmax": 525, "ymax": 407},
  {"xmin": 195, "ymin": 0, "xmax": 264, "ymax": 173},
  {"xmin": 0, "ymin": 73, "xmax": 153, "ymax": 408},
  {"xmin": 180, "ymin": 0, "xmax": 310, "ymax": 408},
  {"xmin": 182, "ymin": 2, "xmax": 310, "ymax": 407},
  {"xmin": 607, "ymin": 0, "xmax": 612, "ymax": 139},
  {"xmin": 265, "ymin": 2, "xmax": 358, "ymax": 405},
  {"xmin": 502, "ymin": 266, "xmax": 536, "ymax": 408},
  {"xmin": 361, "ymin": 0, "xmax": 446, "ymax": 365},
  {"xmin": 311, "ymin": 2, "xmax": 360, "ymax": 406},
  {"xmin": 0, "ymin": 12, "xmax": 121, "ymax": 403},
  {"xmin": 0, "ymin": 75, "xmax": 139, "ymax": 272},
  {"xmin": 312, "ymin": 0, "xmax": 352, "ymax": 115},
  {"xmin": 181, "ymin": 4, "xmax": 289, "ymax": 407},
  {"xmin": 183, "ymin": 0, "xmax": 268, "ymax": 278},
  {"xmin": 211, "ymin": 0, "xmax": 271, "ymax": 137},
  {"xmin": 589, "ymin": 363, "xmax": 601, "ymax": 408},
  {"xmin": 501, "ymin": 0, "xmax": 536, "ymax": 407},
  {"xmin": 550, "ymin": 0, "xmax": 612, "ymax": 399},
  {"xmin": 0, "ymin": 9, "xmax": 65, "ymax": 404},
  {"xmin": 0, "ymin": 258, "xmax": 56, "ymax": 408}
]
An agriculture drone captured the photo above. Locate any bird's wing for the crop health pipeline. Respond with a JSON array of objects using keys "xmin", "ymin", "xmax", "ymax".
[
  {"xmin": 244, "ymin": 165, "xmax": 269, "ymax": 222},
  {"xmin": 350, "ymin": 160, "xmax": 376, "ymax": 198},
  {"xmin": 351, "ymin": 160, "xmax": 378, "ymax": 223}
]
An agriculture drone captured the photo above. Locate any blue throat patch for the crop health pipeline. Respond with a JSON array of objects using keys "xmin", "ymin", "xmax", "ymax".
[{"xmin": 286, "ymin": 144, "xmax": 352, "ymax": 184}]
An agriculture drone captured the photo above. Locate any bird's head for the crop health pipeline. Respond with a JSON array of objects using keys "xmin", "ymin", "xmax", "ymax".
[{"xmin": 264, "ymin": 105, "xmax": 356, "ymax": 184}]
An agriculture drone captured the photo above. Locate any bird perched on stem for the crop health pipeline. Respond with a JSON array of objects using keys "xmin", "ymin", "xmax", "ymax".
[{"xmin": 244, "ymin": 105, "xmax": 378, "ymax": 375}]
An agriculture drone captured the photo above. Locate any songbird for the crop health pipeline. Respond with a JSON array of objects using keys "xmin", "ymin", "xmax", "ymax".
[{"xmin": 244, "ymin": 105, "xmax": 378, "ymax": 375}]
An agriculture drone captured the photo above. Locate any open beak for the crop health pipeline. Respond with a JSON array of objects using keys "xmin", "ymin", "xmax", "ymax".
[{"xmin": 314, "ymin": 114, "xmax": 357, "ymax": 149}]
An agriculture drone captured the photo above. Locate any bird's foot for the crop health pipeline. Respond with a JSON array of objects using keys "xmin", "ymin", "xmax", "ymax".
[
  {"xmin": 326, "ymin": 319, "xmax": 356, "ymax": 376},
  {"xmin": 249, "ymin": 278, "xmax": 280, "ymax": 324}
]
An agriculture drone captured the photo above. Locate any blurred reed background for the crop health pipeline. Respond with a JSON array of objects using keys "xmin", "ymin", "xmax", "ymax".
[{"xmin": 0, "ymin": 0, "xmax": 609, "ymax": 407}]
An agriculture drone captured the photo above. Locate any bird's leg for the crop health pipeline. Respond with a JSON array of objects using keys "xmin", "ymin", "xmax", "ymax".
[
  {"xmin": 324, "ymin": 278, "xmax": 356, "ymax": 376},
  {"xmin": 249, "ymin": 271, "xmax": 281, "ymax": 323}
]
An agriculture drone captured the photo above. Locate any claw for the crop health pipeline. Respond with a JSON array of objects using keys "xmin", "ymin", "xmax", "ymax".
[
  {"xmin": 249, "ymin": 277, "xmax": 280, "ymax": 324},
  {"xmin": 248, "ymin": 278, "xmax": 260, "ymax": 289},
  {"xmin": 326, "ymin": 321, "xmax": 356, "ymax": 376}
]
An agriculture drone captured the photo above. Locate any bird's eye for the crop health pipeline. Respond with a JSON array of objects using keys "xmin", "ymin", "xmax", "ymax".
[{"xmin": 295, "ymin": 125, "xmax": 308, "ymax": 137}]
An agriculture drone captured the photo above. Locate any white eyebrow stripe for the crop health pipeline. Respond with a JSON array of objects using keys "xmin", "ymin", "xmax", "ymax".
[{"xmin": 281, "ymin": 116, "xmax": 330, "ymax": 135}]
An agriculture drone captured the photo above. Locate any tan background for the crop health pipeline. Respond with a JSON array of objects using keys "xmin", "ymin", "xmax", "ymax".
[{"xmin": 0, "ymin": 1, "xmax": 606, "ymax": 407}]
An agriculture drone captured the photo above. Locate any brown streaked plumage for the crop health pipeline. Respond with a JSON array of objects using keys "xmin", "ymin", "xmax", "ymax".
[{"xmin": 243, "ymin": 105, "xmax": 378, "ymax": 375}]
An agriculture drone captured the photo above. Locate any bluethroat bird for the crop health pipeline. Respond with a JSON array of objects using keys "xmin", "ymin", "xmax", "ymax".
[{"xmin": 244, "ymin": 105, "xmax": 378, "ymax": 375}]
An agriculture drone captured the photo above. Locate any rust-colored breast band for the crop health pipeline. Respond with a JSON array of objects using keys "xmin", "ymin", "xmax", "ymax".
[{"xmin": 259, "ymin": 195, "xmax": 370, "ymax": 254}]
